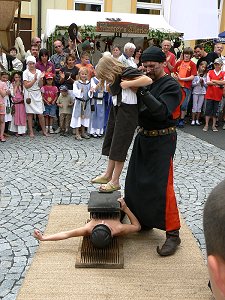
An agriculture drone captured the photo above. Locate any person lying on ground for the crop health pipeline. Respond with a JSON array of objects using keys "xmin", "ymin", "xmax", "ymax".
[{"xmin": 33, "ymin": 198, "xmax": 141, "ymax": 248}]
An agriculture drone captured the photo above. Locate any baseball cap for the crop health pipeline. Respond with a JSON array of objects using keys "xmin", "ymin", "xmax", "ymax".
[
  {"xmin": 45, "ymin": 72, "xmax": 54, "ymax": 79},
  {"xmin": 59, "ymin": 85, "xmax": 68, "ymax": 91},
  {"xmin": 214, "ymin": 58, "xmax": 223, "ymax": 65},
  {"xmin": 90, "ymin": 224, "xmax": 112, "ymax": 248}
]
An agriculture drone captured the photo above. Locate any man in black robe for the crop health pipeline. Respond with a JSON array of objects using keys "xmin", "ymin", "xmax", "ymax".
[{"xmin": 125, "ymin": 46, "xmax": 182, "ymax": 256}]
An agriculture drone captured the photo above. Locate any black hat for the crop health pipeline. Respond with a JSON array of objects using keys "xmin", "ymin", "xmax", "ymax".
[
  {"xmin": 90, "ymin": 224, "xmax": 112, "ymax": 248},
  {"xmin": 142, "ymin": 46, "xmax": 166, "ymax": 62}
]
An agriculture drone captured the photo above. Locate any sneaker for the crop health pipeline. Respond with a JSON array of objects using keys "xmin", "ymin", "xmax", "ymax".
[
  {"xmin": 49, "ymin": 128, "xmax": 54, "ymax": 134},
  {"xmin": 92, "ymin": 133, "xmax": 98, "ymax": 138},
  {"xmin": 54, "ymin": 127, "xmax": 61, "ymax": 134},
  {"xmin": 203, "ymin": 125, "xmax": 208, "ymax": 132},
  {"xmin": 191, "ymin": 120, "xmax": 195, "ymax": 126},
  {"xmin": 177, "ymin": 120, "xmax": 184, "ymax": 128},
  {"xmin": 196, "ymin": 120, "xmax": 200, "ymax": 126}
]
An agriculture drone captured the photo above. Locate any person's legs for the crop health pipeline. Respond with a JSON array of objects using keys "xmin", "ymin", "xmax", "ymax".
[
  {"xmin": 0, "ymin": 115, "xmax": 6, "ymax": 141},
  {"xmin": 178, "ymin": 88, "xmax": 191, "ymax": 127},
  {"xmin": 38, "ymin": 114, "xmax": 49, "ymax": 136},
  {"xmin": 27, "ymin": 113, "xmax": 34, "ymax": 137},
  {"xmin": 81, "ymin": 125, "xmax": 90, "ymax": 139},
  {"xmin": 75, "ymin": 127, "xmax": 82, "ymax": 140}
]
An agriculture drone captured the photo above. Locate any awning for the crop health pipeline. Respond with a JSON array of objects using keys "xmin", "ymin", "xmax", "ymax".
[{"xmin": 45, "ymin": 9, "xmax": 181, "ymax": 38}]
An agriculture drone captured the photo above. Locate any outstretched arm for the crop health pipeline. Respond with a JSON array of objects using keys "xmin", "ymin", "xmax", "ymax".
[
  {"xmin": 33, "ymin": 225, "xmax": 89, "ymax": 242},
  {"xmin": 117, "ymin": 198, "xmax": 141, "ymax": 235},
  {"xmin": 120, "ymin": 75, "xmax": 152, "ymax": 90}
]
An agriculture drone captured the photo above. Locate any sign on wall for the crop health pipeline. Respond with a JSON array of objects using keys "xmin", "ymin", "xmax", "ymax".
[{"xmin": 96, "ymin": 21, "xmax": 149, "ymax": 34}]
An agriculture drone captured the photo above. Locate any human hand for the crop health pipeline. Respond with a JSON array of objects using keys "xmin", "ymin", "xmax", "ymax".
[
  {"xmin": 40, "ymin": 72, "xmax": 45, "ymax": 79},
  {"xmin": 47, "ymin": 66, "xmax": 52, "ymax": 72},
  {"xmin": 33, "ymin": 229, "xmax": 43, "ymax": 241},
  {"xmin": 59, "ymin": 71, "xmax": 65, "ymax": 79},
  {"xmin": 117, "ymin": 198, "xmax": 127, "ymax": 211},
  {"xmin": 34, "ymin": 73, "xmax": 38, "ymax": 81},
  {"xmin": 120, "ymin": 80, "xmax": 131, "ymax": 89}
]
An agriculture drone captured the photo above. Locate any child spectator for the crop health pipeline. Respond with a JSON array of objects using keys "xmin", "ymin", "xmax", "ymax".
[
  {"xmin": 173, "ymin": 47, "xmax": 197, "ymax": 128},
  {"xmin": 203, "ymin": 58, "xmax": 225, "ymax": 132},
  {"xmin": 10, "ymin": 71, "xmax": 26, "ymax": 136},
  {"xmin": 0, "ymin": 76, "xmax": 7, "ymax": 142},
  {"xmin": 191, "ymin": 61, "xmax": 207, "ymax": 125},
  {"xmin": 91, "ymin": 56, "xmax": 152, "ymax": 193},
  {"xmin": 41, "ymin": 72, "xmax": 58, "ymax": 134},
  {"xmin": 75, "ymin": 51, "xmax": 94, "ymax": 80},
  {"xmin": 56, "ymin": 85, "xmax": 74, "ymax": 136},
  {"xmin": 0, "ymin": 71, "xmax": 12, "ymax": 136},
  {"xmin": 70, "ymin": 67, "xmax": 91, "ymax": 140},
  {"xmin": 88, "ymin": 74, "xmax": 105, "ymax": 137}
]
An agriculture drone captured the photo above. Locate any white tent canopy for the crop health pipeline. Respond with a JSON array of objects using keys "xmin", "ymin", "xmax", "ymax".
[{"xmin": 45, "ymin": 9, "xmax": 181, "ymax": 38}]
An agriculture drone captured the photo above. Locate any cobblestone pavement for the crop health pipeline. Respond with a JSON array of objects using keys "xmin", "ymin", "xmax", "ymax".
[{"xmin": 1, "ymin": 130, "xmax": 225, "ymax": 300}]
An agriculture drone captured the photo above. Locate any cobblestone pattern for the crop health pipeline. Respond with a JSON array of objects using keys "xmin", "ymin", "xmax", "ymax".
[{"xmin": 1, "ymin": 130, "xmax": 225, "ymax": 299}]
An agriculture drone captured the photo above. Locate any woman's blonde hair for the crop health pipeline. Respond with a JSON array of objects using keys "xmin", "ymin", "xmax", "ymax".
[{"xmin": 96, "ymin": 56, "xmax": 124, "ymax": 85}]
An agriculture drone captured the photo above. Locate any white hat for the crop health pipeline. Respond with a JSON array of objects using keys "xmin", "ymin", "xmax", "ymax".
[{"xmin": 26, "ymin": 55, "xmax": 36, "ymax": 64}]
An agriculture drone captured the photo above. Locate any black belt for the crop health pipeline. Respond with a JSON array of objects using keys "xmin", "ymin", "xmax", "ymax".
[
  {"xmin": 76, "ymin": 98, "xmax": 89, "ymax": 102},
  {"xmin": 94, "ymin": 97, "xmax": 103, "ymax": 100},
  {"xmin": 139, "ymin": 126, "xmax": 176, "ymax": 137}
]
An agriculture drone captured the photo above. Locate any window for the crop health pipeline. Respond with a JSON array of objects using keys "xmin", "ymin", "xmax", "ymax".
[
  {"xmin": 138, "ymin": 0, "xmax": 161, "ymax": 3},
  {"xmin": 136, "ymin": 0, "xmax": 162, "ymax": 15},
  {"xmin": 74, "ymin": 0, "xmax": 104, "ymax": 12}
]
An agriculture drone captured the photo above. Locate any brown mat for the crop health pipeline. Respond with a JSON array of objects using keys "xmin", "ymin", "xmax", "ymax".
[{"xmin": 17, "ymin": 205, "xmax": 213, "ymax": 300}]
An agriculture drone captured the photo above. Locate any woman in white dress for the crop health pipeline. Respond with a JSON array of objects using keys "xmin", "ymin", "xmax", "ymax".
[{"xmin": 23, "ymin": 56, "xmax": 48, "ymax": 137}]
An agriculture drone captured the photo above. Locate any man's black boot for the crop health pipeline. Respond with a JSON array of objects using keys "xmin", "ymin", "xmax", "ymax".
[{"xmin": 157, "ymin": 230, "xmax": 181, "ymax": 256}]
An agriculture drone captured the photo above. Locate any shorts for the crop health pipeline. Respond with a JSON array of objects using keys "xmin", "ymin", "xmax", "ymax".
[
  {"xmin": 205, "ymin": 99, "xmax": 220, "ymax": 117},
  {"xmin": 43, "ymin": 104, "xmax": 57, "ymax": 117},
  {"xmin": 180, "ymin": 88, "xmax": 192, "ymax": 111}
]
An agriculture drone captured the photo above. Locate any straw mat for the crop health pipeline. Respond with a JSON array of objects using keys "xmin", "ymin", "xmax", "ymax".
[{"xmin": 17, "ymin": 205, "xmax": 213, "ymax": 300}]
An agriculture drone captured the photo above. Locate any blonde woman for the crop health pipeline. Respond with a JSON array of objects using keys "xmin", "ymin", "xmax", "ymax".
[{"xmin": 91, "ymin": 56, "xmax": 152, "ymax": 193}]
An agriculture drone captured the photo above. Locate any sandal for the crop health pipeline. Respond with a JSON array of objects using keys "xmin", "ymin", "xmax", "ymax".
[
  {"xmin": 99, "ymin": 182, "xmax": 121, "ymax": 193},
  {"xmin": 212, "ymin": 126, "xmax": 218, "ymax": 132},
  {"xmin": 202, "ymin": 125, "xmax": 208, "ymax": 132},
  {"xmin": 0, "ymin": 136, "xmax": 6, "ymax": 142},
  {"xmin": 91, "ymin": 175, "xmax": 111, "ymax": 184}
]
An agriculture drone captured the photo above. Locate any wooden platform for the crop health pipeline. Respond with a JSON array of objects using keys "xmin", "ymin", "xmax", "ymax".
[{"xmin": 75, "ymin": 236, "xmax": 124, "ymax": 268}]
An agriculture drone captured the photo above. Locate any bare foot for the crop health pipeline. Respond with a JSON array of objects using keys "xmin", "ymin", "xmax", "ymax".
[
  {"xmin": 33, "ymin": 229, "xmax": 43, "ymax": 241},
  {"xmin": 43, "ymin": 132, "xmax": 50, "ymax": 137},
  {"xmin": 29, "ymin": 133, "xmax": 35, "ymax": 138}
]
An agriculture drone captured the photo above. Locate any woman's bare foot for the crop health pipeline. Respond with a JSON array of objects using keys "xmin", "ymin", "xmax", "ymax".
[
  {"xmin": 29, "ymin": 133, "xmax": 35, "ymax": 138},
  {"xmin": 33, "ymin": 229, "xmax": 43, "ymax": 241},
  {"xmin": 42, "ymin": 132, "xmax": 50, "ymax": 137}
]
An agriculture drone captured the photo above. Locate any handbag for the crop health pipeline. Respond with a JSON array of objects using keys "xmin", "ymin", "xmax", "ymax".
[{"xmin": 26, "ymin": 91, "xmax": 31, "ymax": 104}]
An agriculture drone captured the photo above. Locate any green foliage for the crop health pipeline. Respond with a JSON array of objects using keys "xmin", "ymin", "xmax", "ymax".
[
  {"xmin": 196, "ymin": 39, "xmax": 214, "ymax": 52},
  {"xmin": 79, "ymin": 25, "xmax": 96, "ymax": 40},
  {"xmin": 148, "ymin": 29, "xmax": 183, "ymax": 46}
]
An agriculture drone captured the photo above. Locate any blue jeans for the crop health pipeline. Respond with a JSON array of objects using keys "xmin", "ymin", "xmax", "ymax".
[{"xmin": 181, "ymin": 88, "xmax": 192, "ymax": 111}]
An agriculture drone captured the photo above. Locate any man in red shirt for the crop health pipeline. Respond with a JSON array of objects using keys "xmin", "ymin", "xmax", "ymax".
[
  {"xmin": 173, "ymin": 47, "xmax": 197, "ymax": 127},
  {"xmin": 162, "ymin": 40, "xmax": 176, "ymax": 75},
  {"xmin": 203, "ymin": 58, "xmax": 225, "ymax": 132}
]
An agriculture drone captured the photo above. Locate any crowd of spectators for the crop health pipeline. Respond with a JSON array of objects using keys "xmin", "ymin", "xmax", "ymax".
[{"xmin": 1, "ymin": 36, "xmax": 225, "ymax": 142}]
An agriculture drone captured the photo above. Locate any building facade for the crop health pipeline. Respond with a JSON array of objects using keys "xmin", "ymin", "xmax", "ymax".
[{"xmin": 15, "ymin": 0, "xmax": 225, "ymax": 50}]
